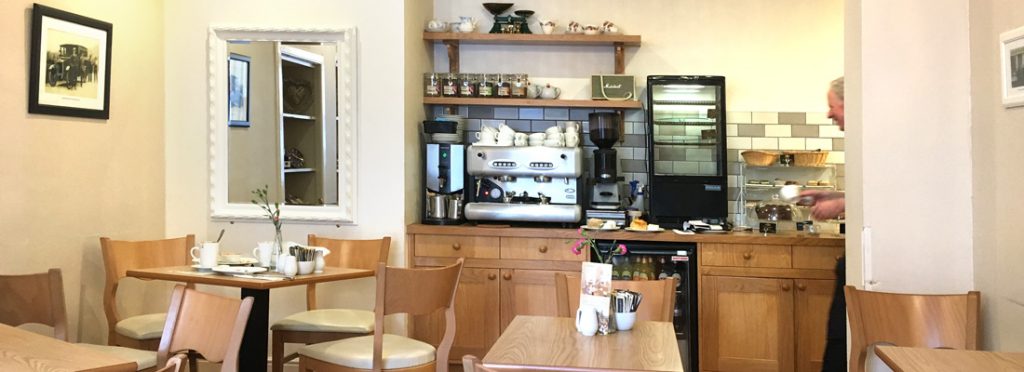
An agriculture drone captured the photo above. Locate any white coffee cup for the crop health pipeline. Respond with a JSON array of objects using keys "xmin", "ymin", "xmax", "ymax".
[
  {"xmin": 565, "ymin": 133, "xmax": 580, "ymax": 147},
  {"xmin": 475, "ymin": 131, "xmax": 497, "ymax": 144},
  {"xmin": 514, "ymin": 132, "xmax": 528, "ymax": 142},
  {"xmin": 543, "ymin": 139, "xmax": 564, "ymax": 147},
  {"xmin": 564, "ymin": 121, "xmax": 580, "ymax": 134},
  {"xmin": 190, "ymin": 242, "xmax": 219, "ymax": 269},
  {"xmin": 498, "ymin": 124, "xmax": 515, "ymax": 135},
  {"xmin": 545, "ymin": 125, "xmax": 562, "ymax": 136},
  {"xmin": 528, "ymin": 132, "xmax": 547, "ymax": 142},
  {"xmin": 576, "ymin": 305, "xmax": 599, "ymax": 336},
  {"xmin": 253, "ymin": 242, "xmax": 274, "ymax": 267},
  {"xmin": 514, "ymin": 139, "xmax": 527, "ymax": 146},
  {"xmin": 546, "ymin": 132, "xmax": 565, "ymax": 141}
]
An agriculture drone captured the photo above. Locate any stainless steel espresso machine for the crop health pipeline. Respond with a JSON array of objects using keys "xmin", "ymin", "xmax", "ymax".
[
  {"xmin": 423, "ymin": 119, "xmax": 466, "ymax": 225},
  {"xmin": 464, "ymin": 145, "xmax": 583, "ymax": 224},
  {"xmin": 585, "ymin": 112, "xmax": 628, "ymax": 224}
]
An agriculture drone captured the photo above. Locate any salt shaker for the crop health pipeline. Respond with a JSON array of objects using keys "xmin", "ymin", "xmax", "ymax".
[{"xmin": 313, "ymin": 250, "xmax": 325, "ymax": 273}]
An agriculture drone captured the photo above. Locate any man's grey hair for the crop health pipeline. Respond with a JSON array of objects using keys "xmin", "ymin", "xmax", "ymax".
[{"xmin": 830, "ymin": 77, "xmax": 844, "ymax": 101}]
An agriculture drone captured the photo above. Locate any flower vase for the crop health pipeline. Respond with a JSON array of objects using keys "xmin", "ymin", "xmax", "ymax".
[{"xmin": 271, "ymin": 228, "xmax": 284, "ymax": 271}]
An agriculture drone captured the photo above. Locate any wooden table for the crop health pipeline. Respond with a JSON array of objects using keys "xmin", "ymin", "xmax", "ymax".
[
  {"xmin": 128, "ymin": 265, "xmax": 373, "ymax": 372},
  {"xmin": 483, "ymin": 315, "xmax": 684, "ymax": 372},
  {"xmin": 0, "ymin": 324, "xmax": 137, "ymax": 371},
  {"xmin": 875, "ymin": 345, "xmax": 1024, "ymax": 372}
]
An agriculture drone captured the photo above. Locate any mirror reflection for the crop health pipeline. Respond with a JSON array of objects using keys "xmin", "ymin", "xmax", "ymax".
[{"xmin": 226, "ymin": 40, "xmax": 339, "ymax": 206}]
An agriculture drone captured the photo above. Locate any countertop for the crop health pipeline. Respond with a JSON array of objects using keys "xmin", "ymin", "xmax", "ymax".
[{"xmin": 407, "ymin": 223, "xmax": 845, "ymax": 246}]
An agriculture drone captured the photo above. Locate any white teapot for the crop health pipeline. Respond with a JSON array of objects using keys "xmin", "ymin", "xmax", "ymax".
[
  {"xmin": 540, "ymin": 84, "xmax": 561, "ymax": 100},
  {"xmin": 457, "ymin": 17, "xmax": 478, "ymax": 33},
  {"xmin": 426, "ymin": 19, "xmax": 446, "ymax": 32}
]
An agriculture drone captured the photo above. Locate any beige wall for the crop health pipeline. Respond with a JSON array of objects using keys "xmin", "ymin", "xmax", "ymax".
[
  {"xmin": 432, "ymin": 0, "xmax": 844, "ymax": 112},
  {"xmin": 970, "ymin": 0, "xmax": 1024, "ymax": 351},
  {"xmin": 0, "ymin": 0, "xmax": 166, "ymax": 343},
  {"xmin": 227, "ymin": 41, "xmax": 280, "ymax": 203}
]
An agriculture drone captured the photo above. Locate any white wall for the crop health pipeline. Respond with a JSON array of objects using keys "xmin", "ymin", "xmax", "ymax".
[
  {"xmin": 162, "ymin": 0, "xmax": 416, "ymax": 358},
  {"xmin": 969, "ymin": 0, "xmax": 1024, "ymax": 351},
  {"xmin": 848, "ymin": 0, "xmax": 974, "ymax": 293},
  {"xmin": 432, "ymin": 0, "xmax": 844, "ymax": 112}
]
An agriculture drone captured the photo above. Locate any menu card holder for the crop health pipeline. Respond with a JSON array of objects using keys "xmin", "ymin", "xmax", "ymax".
[{"xmin": 579, "ymin": 262, "xmax": 616, "ymax": 334}]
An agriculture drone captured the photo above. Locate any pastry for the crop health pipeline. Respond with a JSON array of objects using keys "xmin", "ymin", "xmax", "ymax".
[
  {"xmin": 586, "ymin": 218, "xmax": 604, "ymax": 228},
  {"xmin": 807, "ymin": 180, "xmax": 820, "ymax": 186},
  {"xmin": 629, "ymin": 218, "xmax": 648, "ymax": 230},
  {"xmin": 818, "ymin": 180, "xmax": 832, "ymax": 186}
]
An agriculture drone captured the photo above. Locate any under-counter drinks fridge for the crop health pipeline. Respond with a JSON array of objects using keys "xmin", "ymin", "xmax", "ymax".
[{"xmin": 646, "ymin": 76, "xmax": 728, "ymax": 227}]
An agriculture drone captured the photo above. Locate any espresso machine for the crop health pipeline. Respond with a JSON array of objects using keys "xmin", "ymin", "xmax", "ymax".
[
  {"xmin": 586, "ymin": 112, "xmax": 628, "ymax": 224},
  {"xmin": 423, "ymin": 119, "xmax": 466, "ymax": 225},
  {"xmin": 464, "ymin": 146, "xmax": 582, "ymax": 224}
]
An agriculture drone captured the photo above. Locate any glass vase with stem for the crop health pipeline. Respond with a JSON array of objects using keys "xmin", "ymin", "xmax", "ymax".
[{"xmin": 252, "ymin": 185, "xmax": 284, "ymax": 270}]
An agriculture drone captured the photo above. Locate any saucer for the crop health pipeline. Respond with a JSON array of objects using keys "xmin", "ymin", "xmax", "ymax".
[
  {"xmin": 192, "ymin": 265, "xmax": 213, "ymax": 272},
  {"xmin": 211, "ymin": 266, "xmax": 268, "ymax": 275},
  {"xmin": 624, "ymin": 227, "xmax": 665, "ymax": 233}
]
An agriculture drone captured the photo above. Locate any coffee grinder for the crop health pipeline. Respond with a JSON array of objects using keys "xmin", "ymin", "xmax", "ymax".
[
  {"xmin": 423, "ymin": 119, "xmax": 466, "ymax": 225},
  {"xmin": 586, "ymin": 112, "xmax": 627, "ymax": 223}
]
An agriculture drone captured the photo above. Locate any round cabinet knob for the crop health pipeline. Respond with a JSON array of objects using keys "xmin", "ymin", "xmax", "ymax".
[
  {"xmin": 452, "ymin": 243, "xmax": 462, "ymax": 251},
  {"xmin": 781, "ymin": 283, "xmax": 791, "ymax": 291},
  {"xmin": 796, "ymin": 283, "xmax": 807, "ymax": 291},
  {"xmin": 487, "ymin": 273, "xmax": 497, "ymax": 280},
  {"xmin": 742, "ymin": 252, "xmax": 753, "ymax": 260},
  {"xmin": 503, "ymin": 273, "xmax": 512, "ymax": 280},
  {"xmin": 538, "ymin": 246, "xmax": 548, "ymax": 253}
]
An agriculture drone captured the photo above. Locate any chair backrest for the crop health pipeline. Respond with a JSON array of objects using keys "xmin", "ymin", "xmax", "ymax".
[
  {"xmin": 100, "ymin": 235, "xmax": 195, "ymax": 342},
  {"xmin": 554, "ymin": 272, "xmax": 677, "ymax": 322},
  {"xmin": 462, "ymin": 355, "xmax": 497, "ymax": 372},
  {"xmin": 157, "ymin": 285, "xmax": 253, "ymax": 372},
  {"xmin": 305, "ymin": 234, "xmax": 391, "ymax": 309},
  {"xmin": 845, "ymin": 285, "xmax": 981, "ymax": 372},
  {"xmin": 371, "ymin": 259, "xmax": 463, "ymax": 372},
  {"xmin": 0, "ymin": 269, "xmax": 68, "ymax": 341}
]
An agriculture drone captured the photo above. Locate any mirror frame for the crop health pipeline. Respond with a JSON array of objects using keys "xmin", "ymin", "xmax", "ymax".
[{"xmin": 208, "ymin": 26, "xmax": 358, "ymax": 223}]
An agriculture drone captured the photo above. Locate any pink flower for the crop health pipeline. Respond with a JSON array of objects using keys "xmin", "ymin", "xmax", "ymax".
[
  {"xmin": 571, "ymin": 239, "xmax": 584, "ymax": 255},
  {"xmin": 617, "ymin": 244, "xmax": 628, "ymax": 255}
]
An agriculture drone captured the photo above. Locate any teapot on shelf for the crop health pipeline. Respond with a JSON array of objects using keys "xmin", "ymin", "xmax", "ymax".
[
  {"xmin": 538, "ymin": 19, "xmax": 557, "ymax": 35},
  {"xmin": 540, "ymin": 84, "xmax": 561, "ymax": 100},
  {"xmin": 426, "ymin": 19, "xmax": 447, "ymax": 32},
  {"xmin": 457, "ymin": 17, "xmax": 478, "ymax": 33}
]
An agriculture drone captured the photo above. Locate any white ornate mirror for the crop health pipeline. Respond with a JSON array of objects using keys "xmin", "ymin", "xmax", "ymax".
[{"xmin": 208, "ymin": 26, "xmax": 357, "ymax": 223}]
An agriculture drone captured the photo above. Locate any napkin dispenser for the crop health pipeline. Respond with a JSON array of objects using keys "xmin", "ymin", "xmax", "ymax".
[{"xmin": 591, "ymin": 75, "xmax": 635, "ymax": 101}]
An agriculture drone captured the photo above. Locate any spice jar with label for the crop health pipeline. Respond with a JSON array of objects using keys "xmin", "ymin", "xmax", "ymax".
[
  {"xmin": 459, "ymin": 73, "xmax": 478, "ymax": 97},
  {"xmin": 441, "ymin": 73, "xmax": 459, "ymax": 97},
  {"xmin": 496, "ymin": 74, "xmax": 513, "ymax": 98},
  {"xmin": 510, "ymin": 73, "xmax": 529, "ymax": 98},
  {"xmin": 477, "ymin": 73, "xmax": 498, "ymax": 98},
  {"xmin": 424, "ymin": 72, "xmax": 441, "ymax": 97}
]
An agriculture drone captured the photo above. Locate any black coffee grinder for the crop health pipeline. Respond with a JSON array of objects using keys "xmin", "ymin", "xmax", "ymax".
[{"xmin": 588, "ymin": 112, "xmax": 626, "ymax": 211}]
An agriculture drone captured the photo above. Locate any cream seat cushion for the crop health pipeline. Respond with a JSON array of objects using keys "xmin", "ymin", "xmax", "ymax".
[
  {"xmin": 115, "ymin": 312, "xmax": 166, "ymax": 340},
  {"xmin": 77, "ymin": 343, "xmax": 158, "ymax": 370},
  {"xmin": 271, "ymin": 309, "xmax": 374, "ymax": 333},
  {"xmin": 299, "ymin": 334, "xmax": 436, "ymax": 370}
]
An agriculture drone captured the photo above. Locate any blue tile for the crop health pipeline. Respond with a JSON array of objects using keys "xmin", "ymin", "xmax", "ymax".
[
  {"xmin": 543, "ymin": 108, "xmax": 569, "ymax": 120},
  {"xmin": 519, "ymin": 107, "xmax": 544, "ymax": 120},
  {"xmin": 530, "ymin": 120, "xmax": 556, "ymax": 132},
  {"xmin": 465, "ymin": 119, "xmax": 481, "ymax": 131},
  {"xmin": 505, "ymin": 120, "xmax": 532, "ymax": 132},
  {"xmin": 458, "ymin": 106, "xmax": 470, "ymax": 117},
  {"xmin": 468, "ymin": 106, "xmax": 494, "ymax": 119},
  {"xmin": 480, "ymin": 119, "xmax": 505, "ymax": 131},
  {"xmin": 494, "ymin": 107, "xmax": 519, "ymax": 119},
  {"xmin": 570, "ymin": 109, "xmax": 594, "ymax": 121},
  {"xmin": 625, "ymin": 109, "xmax": 645, "ymax": 122}
]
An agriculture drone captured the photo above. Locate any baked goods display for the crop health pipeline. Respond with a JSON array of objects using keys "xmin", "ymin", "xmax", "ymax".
[
  {"xmin": 586, "ymin": 218, "xmax": 604, "ymax": 228},
  {"xmin": 629, "ymin": 217, "xmax": 648, "ymax": 230}
]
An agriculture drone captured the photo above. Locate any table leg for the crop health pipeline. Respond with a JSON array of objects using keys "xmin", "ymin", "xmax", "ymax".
[{"xmin": 240, "ymin": 288, "xmax": 270, "ymax": 372}]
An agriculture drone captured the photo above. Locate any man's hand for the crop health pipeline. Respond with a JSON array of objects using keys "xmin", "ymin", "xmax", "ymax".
[{"xmin": 798, "ymin": 190, "xmax": 846, "ymax": 220}]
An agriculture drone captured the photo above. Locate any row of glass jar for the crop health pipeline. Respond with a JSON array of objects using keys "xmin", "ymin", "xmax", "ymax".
[{"xmin": 424, "ymin": 72, "xmax": 531, "ymax": 98}]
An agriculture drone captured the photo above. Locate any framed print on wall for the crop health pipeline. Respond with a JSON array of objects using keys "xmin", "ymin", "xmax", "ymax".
[
  {"xmin": 227, "ymin": 53, "xmax": 251, "ymax": 127},
  {"xmin": 1002, "ymin": 25, "xmax": 1024, "ymax": 108},
  {"xmin": 28, "ymin": 4, "xmax": 112, "ymax": 119}
]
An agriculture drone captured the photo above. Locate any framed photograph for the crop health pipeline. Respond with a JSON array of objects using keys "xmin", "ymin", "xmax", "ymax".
[
  {"xmin": 228, "ymin": 53, "xmax": 251, "ymax": 127},
  {"xmin": 1001, "ymin": 25, "xmax": 1024, "ymax": 108},
  {"xmin": 28, "ymin": 4, "xmax": 112, "ymax": 119}
]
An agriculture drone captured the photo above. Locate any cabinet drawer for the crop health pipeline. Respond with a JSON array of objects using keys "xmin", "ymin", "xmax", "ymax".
[
  {"xmin": 500, "ymin": 237, "xmax": 583, "ymax": 261},
  {"xmin": 701, "ymin": 243, "xmax": 791, "ymax": 268},
  {"xmin": 415, "ymin": 235, "xmax": 499, "ymax": 259},
  {"xmin": 792, "ymin": 246, "xmax": 845, "ymax": 270}
]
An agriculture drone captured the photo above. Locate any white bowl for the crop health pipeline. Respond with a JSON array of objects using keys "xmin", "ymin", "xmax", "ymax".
[{"xmin": 615, "ymin": 312, "xmax": 637, "ymax": 331}]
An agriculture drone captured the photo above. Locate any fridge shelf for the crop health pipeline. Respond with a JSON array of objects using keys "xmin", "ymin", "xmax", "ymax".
[
  {"xmin": 652, "ymin": 140, "xmax": 718, "ymax": 146},
  {"xmin": 652, "ymin": 99, "xmax": 718, "ymax": 106},
  {"xmin": 653, "ymin": 118, "xmax": 717, "ymax": 126}
]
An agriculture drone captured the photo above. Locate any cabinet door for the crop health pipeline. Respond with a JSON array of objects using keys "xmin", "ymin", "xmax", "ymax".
[
  {"xmin": 700, "ymin": 275, "xmax": 794, "ymax": 372},
  {"xmin": 794, "ymin": 279, "xmax": 835, "ymax": 372},
  {"xmin": 413, "ymin": 267, "xmax": 500, "ymax": 361},
  {"xmin": 499, "ymin": 269, "xmax": 565, "ymax": 332}
]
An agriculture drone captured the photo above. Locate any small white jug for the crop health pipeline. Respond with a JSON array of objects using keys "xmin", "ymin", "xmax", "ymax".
[{"xmin": 576, "ymin": 305, "xmax": 599, "ymax": 336}]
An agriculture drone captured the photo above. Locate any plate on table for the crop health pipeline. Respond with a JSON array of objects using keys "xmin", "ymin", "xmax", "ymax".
[
  {"xmin": 580, "ymin": 225, "xmax": 619, "ymax": 231},
  {"xmin": 624, "ymin": 227, "xmax": 665, "ymax": 233},
  {"xmin": 192, "ymin": 265, "xmax": 213, "ymax": 272},
  {"xmin": 193, "ymin": 257, "xmax": 259, "ymax": 266},
  {"xmin": 211, "ymin": 266, "xmax": 268, "ymax": 275}
]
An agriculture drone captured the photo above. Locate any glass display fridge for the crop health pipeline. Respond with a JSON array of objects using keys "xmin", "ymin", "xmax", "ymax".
[{"xmin": 646, "ymin": 75, "xmax": 727, "ymax": 227}]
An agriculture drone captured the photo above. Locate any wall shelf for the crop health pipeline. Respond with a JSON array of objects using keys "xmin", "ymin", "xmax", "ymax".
[
  {"xmin": 423, "ymin": 96, "xmax": 642, "ymax": 109},
  {"xmin": 282, "ymin": 113, "xmax": 315, "ymax": 120},
  {"xmin": 423, "ymin": 32, "xmax": 641, "ymax": 46},
  {"xmin": 284, "ymin": 167, "xmax": 315, "ymax": 174}
]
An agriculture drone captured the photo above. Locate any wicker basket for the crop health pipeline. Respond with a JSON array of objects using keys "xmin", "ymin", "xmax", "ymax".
[
  {"xmin": 786, "ymin": 150, "xmax": 829, "ymax": 167},
  {"xmin": 741, "ymin": 150, "xmax": 780, "ymax": 166}
]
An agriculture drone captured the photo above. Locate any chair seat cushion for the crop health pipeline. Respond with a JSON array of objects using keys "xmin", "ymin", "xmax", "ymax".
[
  {"xmin": 76, "ymin": 343, "xmax": 157, "ymax": 370},
  {"xmin": 115, "ymin": 313, "xmax": 166, "ymax": 340},
  {"xmin": 271, "ymin": 309, "xmax": 374, "ymax": 333},
  {"xmin": 299, "ymin": 334, "xmax": 436, "ymax": 370}
]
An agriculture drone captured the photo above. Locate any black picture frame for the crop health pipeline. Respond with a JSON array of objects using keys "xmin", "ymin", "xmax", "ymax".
[
  {"xmin": 228, "ymin": 53, "xmax": 251, "ymax": 127},
  {"xmin": 28, "ymin": 4, "xmax": 113, "ymax": 119}
]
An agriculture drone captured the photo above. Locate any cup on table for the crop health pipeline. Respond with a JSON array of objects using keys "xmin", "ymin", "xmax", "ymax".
[
  {"xmin": 253, "ymin": 242, "xmax": 274, "ymax": 267},
  {"xmin": 614, "ymin": 311, "xmax": 637, "ymax": 331},
  {"xmin": 190, "ymin": 242, "xmax": 219, "ymax": 269},
  {"xmin": 297, "ymin": 260, "xmax": 315, "ymax": 275}
]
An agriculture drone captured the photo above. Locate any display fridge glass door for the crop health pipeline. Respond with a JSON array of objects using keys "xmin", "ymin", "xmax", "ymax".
[{"xmin": 650, "ymin": 83, "xmax": 722, "ymax": 177}]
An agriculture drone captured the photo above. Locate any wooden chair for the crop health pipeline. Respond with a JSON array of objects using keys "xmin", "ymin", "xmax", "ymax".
[
  {"xmin": 155, "ymin": 353, "xmax": 188, "ymax": 372},
  {"xmin": 155, "ymin": 284, "xmax": 254, "ymax": 371},
  {"xmin": 0, "ymin": 269, "xmax": 68, "ymax": 340},
  {"xmin": 298, "ymin": 259, "xmax": 464, "ymax": 372},
  {"xmin": 554, "ymin": 272, "xmax": 677, "ymax": 322},
  {"xmin": 271, "ymin": 235, "xmax": 392, "ymax": 372},
  {"xmin": 844, "ymin": 285, "xmax": 981, "ymax": 372},
  {"xmin": 101, "ymin": 235, "xmax": 195, "ymax": 350}
]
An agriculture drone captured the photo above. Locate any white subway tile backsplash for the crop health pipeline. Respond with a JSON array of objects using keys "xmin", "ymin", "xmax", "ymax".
[
  {"xmin": 807, "ymin": 112, "xmax": 833, "ymax": 125},
  {"xmin": 727, "ymin": 175, "xmax": 738, "ymax": 187},
  {"xmin": 633, "ymin": 122, "xmax": 647, "ymax": 135},
  {"xmin": 686, "ymin": 148, "xmax": 713, "ymax": 161},
  {"xmin": 819, "ymin": 125, "xmax": 845, "ymax": 138},
  {"xmin": 752, "ymin": 137, "xmax": 779, "ymax": 149},
  {"xmin": 634, "ymin": 148, "xmax": 648, "ymax": 161},
  {"xmin": 481, "ymin": 119, "xmax": 505, "ymax": 130},
  {"xmin": 827, "ymin": 151, "xmax": 845, "ymax": 164},
  {"xmin": 728, "ymin": 201, "xmax": 737, "ymax": 214},
  {"xmin": 778, "ymin": 137, "xmax": 806, "ymax": 150},
  {"xmin": 805, "ymin": 138, "xmax": 833, "ymax": 151},
  {"xmin": 654, "ymin": 161, "xmax": 673, "ymax": 174},
  {"xmin": 625, "ymin": 109, "xmax": 645, "ymax": 122},
  {"xmin": 727, "ymin": 124, "xmax": 738, "ymax": 137},
  {"xmin": 699, "ymin": 162, "xmax": 718, "ymax": 175},
  {"xmin": 752, "ymin": 112, "xmax": 779, "ymax": 124},
  {"xmin": 727, "ymin": 137, "xmax": 752, "ymax": 150},
  {"xmin": 727, "ymin": 111, "xmax": 752, "ymax": 124},
  {"xmin": 764, "ymin": 125, "xmax": 792, "ymax": 137},
  {"xmin": 619, "ymin": 149, "xmax": 635, "ymax": 160}
]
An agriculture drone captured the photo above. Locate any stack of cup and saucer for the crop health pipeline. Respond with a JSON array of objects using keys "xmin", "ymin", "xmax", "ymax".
[{"xmin": 541, "ymin": 122, "xmax": 581, "ymax": 147}]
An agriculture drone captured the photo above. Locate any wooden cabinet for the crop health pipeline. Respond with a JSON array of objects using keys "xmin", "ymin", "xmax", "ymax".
[{"xmin": 699, "ymin": 244, "xmax": 839, "ymax": 372}]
